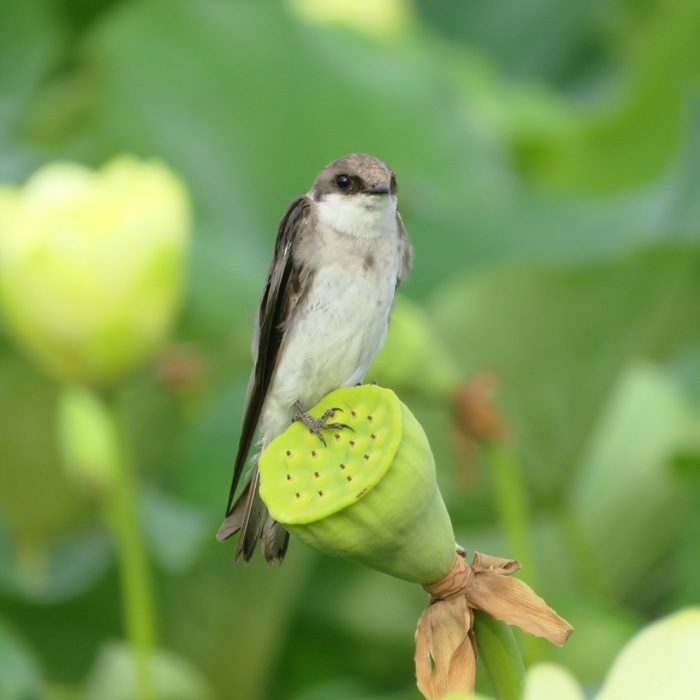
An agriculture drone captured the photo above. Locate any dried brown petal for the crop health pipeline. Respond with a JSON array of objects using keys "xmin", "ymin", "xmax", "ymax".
[
  {"xmin": 471, "ymin": 551, "xmax": 521, "ymax": 574},
  {"xmin": 415, "ymin": 596, "xmax": 476, "ymax": 699},
  {"xmin": 415, "ymin": 550, "xmax": 573, "ymax": 698},
  {"xmin": 469, "ymin": 571, "xmax": 572, "ymax": 646}
]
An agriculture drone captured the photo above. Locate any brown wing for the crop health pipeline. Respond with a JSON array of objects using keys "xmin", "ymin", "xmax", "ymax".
[
  {"xmin": 396, "ymin": 211, "xmax": 413, "ymax": 288},
  {"xmin": 223, "ymin": 196, "xmax": 313, "ymax": 517}
]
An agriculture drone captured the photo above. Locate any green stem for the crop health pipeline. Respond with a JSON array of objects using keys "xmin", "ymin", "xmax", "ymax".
[
  {"xmin": 487, "ymin": 440, "xmax": 549, "ymax": 664},
  {"xmin": 101, "ymin": 395, "xmax": 157, "ymax": 700},
  {"xmin": 474, "ymin": 611, "xmax": 525, "ymax": 700},
  {"xmin": 487, "ymin": 441, "xmax": 534, "ymax": 586},
  {"xmin": 559, "ymin": 503, "xmax": 610, "ymax": 601}
]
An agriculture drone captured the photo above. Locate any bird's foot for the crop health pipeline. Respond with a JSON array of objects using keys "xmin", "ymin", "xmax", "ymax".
[{"xmin": 292, "ymin": 401, "xmax": 354, "ymax": 445}]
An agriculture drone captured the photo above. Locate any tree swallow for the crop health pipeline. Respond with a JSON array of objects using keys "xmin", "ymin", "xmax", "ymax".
[{"xmin": 217, "ymin": 153, "xmax": 413, "ymax": 563}]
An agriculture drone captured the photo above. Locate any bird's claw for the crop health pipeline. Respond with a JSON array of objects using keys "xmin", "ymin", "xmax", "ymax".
[{"xmin": 292, "ymin": 402, "xmax": 355, "ymax": 444}]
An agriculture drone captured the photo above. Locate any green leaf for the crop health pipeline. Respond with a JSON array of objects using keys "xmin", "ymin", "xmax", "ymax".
[
  {"xmin": 0, "ymin": 615, "xmax": 42, "ymax": 700},
  {"xmin": 0, "ymin": 0, "xmax": 66, "ymax": 179},
  {"xmin": 0, "ymin": 525, "xmax": 112, "ymax": 603},
  {"xmin": 172, "ymin": 379, "xmax": 247, "ymax": 515},
  {"xmin": 414, "ymin": 0, "xmax": 608, "ymax": 88},
  {"xmin": 0, "ymin": 356, "xmax": 86, "ymax": 539},
  {"xmin": 430, "ymin": 248, "xmax": 700, "ymax": 500},
  {"xmin": 571, "ymin": 361, "xmax": 700, "ymax": 598},
  {"xmin": 82, "ymin": 642, "xmax": 212, "ymax": 700},
  {"xmin": 140, "ymin": 487, "xmax": 210, "ymax": 574},
  {"xmin": 0, "ymin": 355, "xmax": 112, "ymax": 601},
  {"xmin": 532, "ymin": 0, "xmax": 700, "ymax": 191},
  {"xmin": 545, "ymin": 597, "xmax": 640, "ymax": 686}
]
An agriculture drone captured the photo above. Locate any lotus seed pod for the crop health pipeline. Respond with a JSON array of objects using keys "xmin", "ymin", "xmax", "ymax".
[{"xmin": 259, "ymin": 384, "xmax": 456, "ymax": 584}]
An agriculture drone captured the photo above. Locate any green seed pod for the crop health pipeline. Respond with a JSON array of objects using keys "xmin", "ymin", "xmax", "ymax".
[{"xmin": 258, "ymin": 384, "xmax": 455, "ymax": 584}]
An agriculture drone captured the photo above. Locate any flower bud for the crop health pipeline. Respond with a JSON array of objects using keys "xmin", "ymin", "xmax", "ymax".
[
  {"xmin": 0, "ymin": 156, "xmax": 190, "ymax": 386},
  {"xmin": 259, "ymin": 384, "xmax": 456, "ymax": 584},
  {"xmin": 57, "ymin": 385, "xmax": 120, "ymax": 495},
  {"xmin": 596, "ymin": 607, "xmax": 700, "ymax": 700},
  {"xmin": 369, "ymin": 298, "xmax": 460, "ymax": 397}
]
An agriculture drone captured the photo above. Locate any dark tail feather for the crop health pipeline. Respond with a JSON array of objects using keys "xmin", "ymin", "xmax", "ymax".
[
  {"xmin": 262, "ymin": 518, "xmax": 290, "ymax": 563},
  {"xmin": 216, "ymin": 465, "xmax": 289, "ymax": 563}
]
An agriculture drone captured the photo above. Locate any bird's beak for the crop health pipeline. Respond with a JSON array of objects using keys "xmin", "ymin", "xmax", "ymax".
[{"xmin": 365, "ymin": 183, "xmax": 390, "ymax": 195}]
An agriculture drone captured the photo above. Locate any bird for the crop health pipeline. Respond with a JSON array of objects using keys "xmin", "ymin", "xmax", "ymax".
[{"xmin": 217, "ymin": 153, "xmax": 413, "ymax": 563}]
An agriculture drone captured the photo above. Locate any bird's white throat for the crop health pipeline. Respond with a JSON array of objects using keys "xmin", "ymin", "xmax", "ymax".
[{"xmin": 316, "ymin": 193, "xmax": 397, "ymax": 239}]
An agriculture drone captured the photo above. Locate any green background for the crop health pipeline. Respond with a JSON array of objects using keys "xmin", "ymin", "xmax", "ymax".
[{"xmin": 1, "ymin": 0, "xmax": 700, "ymax": 698}]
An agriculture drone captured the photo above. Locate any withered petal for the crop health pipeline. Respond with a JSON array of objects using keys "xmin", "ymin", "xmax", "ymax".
[
  {"xmin": 469, "ymin": 571, "xmax": 573, "ymax": 646},
  {"xmin": 415, "ymin": 596, "xmax": 477, "ymax": 699}
]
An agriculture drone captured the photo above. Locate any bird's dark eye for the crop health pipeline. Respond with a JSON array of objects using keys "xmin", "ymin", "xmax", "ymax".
[{"xmin": 335, "ymin": 174, "xmax": 351, "ymax": 190}]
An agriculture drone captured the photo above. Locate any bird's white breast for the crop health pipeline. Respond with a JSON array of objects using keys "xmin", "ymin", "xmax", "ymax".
[{"xmin": 261, "ymin": 193, "xmax": 401, "ymax": 439}]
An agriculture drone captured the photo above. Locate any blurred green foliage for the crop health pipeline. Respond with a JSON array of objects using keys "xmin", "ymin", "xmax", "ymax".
[{"xmin": 1, "ymin": 0, "xmax": 700, "ymax": 698}]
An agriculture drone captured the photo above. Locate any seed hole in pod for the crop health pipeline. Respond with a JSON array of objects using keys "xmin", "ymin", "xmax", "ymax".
[
  {"xmin": 318, "ymin": 490, "xmax": 324, "ymax": 497},
  {"xmin": 314, "ymin": 471, "xmax": 320, "ymax": 478},
  {"xmin": 370, "ymin": 433, "xmax": 376, "ymax": 440},
  {"xmin": 367, "ymin": 415, "xmax": 374, "ymax": 422},
  {"xmin": 339, "ymin": 463, "xmax": 346, "ymax": 470},
  {"xmin": 311, "ymin": 450, "xmax": 317, "ymax": 457},
  {"xmin": 286, "ymin": 474, "xmax": 292, "ymax": 481},
  {"xmin": 349, "ymin": 440, "xmax": 355, "ymax": 446},
  {"xmin": 346, "ymin": 475, "xmax": 353, "ymax": 482},
  {"xmin": 295, "ymin": 492, "xmax": 301, "ymax": 498},
  {"xmin": 334, "ymin": 433, "xmax": 341, "ymax": 440},
  {"xmin": 363, "ymin": 454, "xmax": 370, "ymax": 460},
  {"xmin": 286, "ymin": 450, "xmax": 292, "ymax": 457},
  {"xmin": 351, "ymin": 410, "xmax": 357, "ymax": 417}
]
